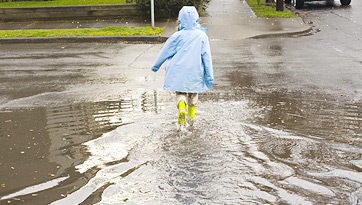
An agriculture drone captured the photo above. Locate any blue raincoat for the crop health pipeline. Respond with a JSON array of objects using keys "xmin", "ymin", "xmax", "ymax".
[{"xmin": 151, "ymin": 6, "xmax": 214, "ymax": 93}]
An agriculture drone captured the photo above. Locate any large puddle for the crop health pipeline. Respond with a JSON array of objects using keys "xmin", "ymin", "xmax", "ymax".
[
  {"xmin": 2, "ymin": 87, "xmax": 360, "ymax": 204},
  {"xmin": 1, "ymin": 40, "xmax": 361, "ymax": 204},
  {"xmin": 49, "ymin": 89, "xmax": 361, "ymax": 204}
]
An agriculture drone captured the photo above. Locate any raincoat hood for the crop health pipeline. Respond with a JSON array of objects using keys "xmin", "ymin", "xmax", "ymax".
[{"xmin": 178, "ymin": 6, "xmax": 200, "ymax": 31}]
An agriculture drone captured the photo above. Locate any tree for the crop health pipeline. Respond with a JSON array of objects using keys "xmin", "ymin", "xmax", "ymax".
[{"xmin": 276, "ymin": 0, "xmax": 284, "ymax": 11}]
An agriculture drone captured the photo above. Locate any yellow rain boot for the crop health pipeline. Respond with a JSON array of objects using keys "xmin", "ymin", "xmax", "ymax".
[
  {"xmin": 188, "ymin": 105, "xmax": 196, "ymax": 124},
  {"xmin": 178, "ymin": 101, "xmax": 186, "ymax": 126}
]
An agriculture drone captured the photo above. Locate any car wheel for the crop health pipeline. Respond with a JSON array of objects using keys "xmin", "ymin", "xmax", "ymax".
[
  {"xmin": 296, "ymin": 0, "xmax": 304, "ymax": 9},
  {"xmin": 285, "ymin": 0, "xmax": 292, "ymax": 3},
  {"xmin": 340, "ymin": 0, "xmax": 351, "ymax": 5}
]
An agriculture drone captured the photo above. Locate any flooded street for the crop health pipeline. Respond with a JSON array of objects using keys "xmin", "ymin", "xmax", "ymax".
[
  {"xmin": 1, "ymin": 2, "xmax": 362, "ymax": 204},
  {"xmin": 1, "ymin": 38, "xmax": 361, "ymax": 204}
]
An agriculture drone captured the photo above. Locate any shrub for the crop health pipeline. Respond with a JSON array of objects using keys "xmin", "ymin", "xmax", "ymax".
[{"xmin": 135, "ymin": 0, "xmax": 210, "ymax": 18}]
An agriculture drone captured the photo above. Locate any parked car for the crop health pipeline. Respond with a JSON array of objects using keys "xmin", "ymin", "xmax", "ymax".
[{"xmin": 285, "ymin": 0, "xmax": 351, "ymax": 9}]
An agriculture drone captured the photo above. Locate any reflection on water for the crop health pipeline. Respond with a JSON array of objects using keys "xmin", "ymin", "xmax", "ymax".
[
  {"xmin": 0, "ymin": 91, "xmax": 170, "ymax": 204},
  {"xmin": 45, "ymin": 100, "xmax": 134, "ymax": 174},
  {"xmin": 251, "ymin": 90, "xmax": 362, "ymax": 144}
]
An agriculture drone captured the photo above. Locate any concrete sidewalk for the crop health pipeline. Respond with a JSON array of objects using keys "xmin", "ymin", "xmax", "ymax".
[
  {"xmin": 201, "ymin": 0, "xmax": 311, "ymax": 40},
  {"xmin": 0, "ymin": 0, "xmax": 311, "ymax": 43}
]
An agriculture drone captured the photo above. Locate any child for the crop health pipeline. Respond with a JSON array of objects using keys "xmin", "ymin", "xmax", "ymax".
[{"xmin": 151, "ymin": 6, "xmax": 214, "ymax": 126}]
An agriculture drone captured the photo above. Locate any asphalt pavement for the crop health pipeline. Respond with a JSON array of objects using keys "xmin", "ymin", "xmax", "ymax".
[{"xmin": 0, "ymin": 0, "xmax": 312, "ymax": 43}]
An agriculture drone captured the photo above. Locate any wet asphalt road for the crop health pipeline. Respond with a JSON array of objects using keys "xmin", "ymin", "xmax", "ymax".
[{"xmin": 1, "ymin": 1, "xmax": 362, "ymax": 204}]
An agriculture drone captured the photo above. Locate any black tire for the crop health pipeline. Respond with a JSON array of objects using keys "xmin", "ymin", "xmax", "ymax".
[
  {"xmin": 340, "ymin": 0, "xmax": 351, "ymax": 5},
  {"xmin": 285, "ymin": 0, "xmax": 292, "ymax": 3},
  {"xmin": 296, "ymin": 0, "xmax": 304, "ymax": 9}
]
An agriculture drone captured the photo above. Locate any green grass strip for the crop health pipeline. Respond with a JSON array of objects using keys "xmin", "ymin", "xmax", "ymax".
[
  {"xmin": 0, "ymin": 26, "xmax": 164, "ymax": 38},
  {"xmin": 246, "ymin": 0, "xmax": 297, "ymax": 18},
  {"xmin": 0, "ymin": 0, "xmax": 127, "ymax": 7}
]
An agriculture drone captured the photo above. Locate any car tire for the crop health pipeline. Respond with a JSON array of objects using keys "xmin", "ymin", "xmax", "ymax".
[
  {"xmin": 296, "ymin": 0, "xmax": 304, "ymax": 9},
  {"xmin": 285, "ymin": 0, "xmax": 292, "ymax": 3},
  {"xmin": 340, "ymin": 0, "xmax": 351, "ymax": 5}
]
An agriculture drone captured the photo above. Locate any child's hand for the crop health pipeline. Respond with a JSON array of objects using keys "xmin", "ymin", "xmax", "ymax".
[{"xmin": 151, "ymin": 66, "xmax": 158, "ymax": 72}]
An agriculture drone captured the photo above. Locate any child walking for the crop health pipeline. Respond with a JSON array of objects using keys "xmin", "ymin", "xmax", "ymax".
[{"xmin": 151, "ymin": 6, "xmax": 214, "ymax": 126}]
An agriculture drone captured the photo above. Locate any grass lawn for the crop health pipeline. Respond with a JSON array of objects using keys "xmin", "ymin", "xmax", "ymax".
[
  {"xmin": 246, "ymin": 0, "xmax": 297, "ymax": 18},
  {"xmin": 0, "ymin": 0, "xmax": 127, "ymax": 7},
  {"xmin": 0, "ymin": 26, "xmax": 164, "ymax": 38}
]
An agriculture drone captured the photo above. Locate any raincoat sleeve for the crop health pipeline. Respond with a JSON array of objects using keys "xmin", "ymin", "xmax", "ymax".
[
  {"xmin": 151, "ymin": 35, "xmax": 177, "ymax": 72},
  {"xmin": 202, "ymin": 37, "xmax": 214, "ymax": 89}
]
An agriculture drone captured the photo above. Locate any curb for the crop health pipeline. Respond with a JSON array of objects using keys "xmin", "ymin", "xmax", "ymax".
[
  {"xmin": 249, "ymin": 26, "xmax": 313, "ymax": 39},
  {"xmin": 0, "ymin": 35, "xmax": 168, "ymax": 44}
]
